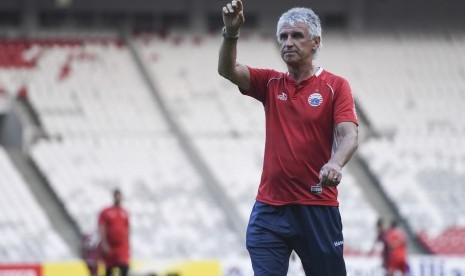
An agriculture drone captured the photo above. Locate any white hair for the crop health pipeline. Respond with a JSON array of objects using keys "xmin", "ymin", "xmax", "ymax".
[{"xmin": 276, "ymin": 7, "xmax": 323, "ymax": 58}]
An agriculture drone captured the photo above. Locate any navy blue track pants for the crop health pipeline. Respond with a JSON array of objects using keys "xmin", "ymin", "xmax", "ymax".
[{"xmin": 246, "ymin": 201, "xmax": 346, "ymax": 276}]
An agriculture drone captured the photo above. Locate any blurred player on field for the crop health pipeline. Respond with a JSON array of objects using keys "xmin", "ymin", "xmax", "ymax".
[
  {"xmin": 98, "ymin": 189, "xmax": 130, "ymax": 276},
  {"xmin": 385, "ymin": 220, "xmax": 408, "ymax": 276}
]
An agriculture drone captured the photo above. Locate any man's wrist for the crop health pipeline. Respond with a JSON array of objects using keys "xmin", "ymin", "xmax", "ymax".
[
  {"xmin": 329, "ymin": 160, "xmax": 344, "ymax": 169},
  {"xmin": 222, "ymin": 26, "xmax": 239, "ymax": 40}
]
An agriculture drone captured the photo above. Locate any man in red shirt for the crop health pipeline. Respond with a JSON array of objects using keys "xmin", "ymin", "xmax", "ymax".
[
  {"xmin": 386, "ymin": 221, "xmax": 408, "ymax": 276},
  {"xmin": 218, "ymin": 1, "xmax": 358, "ymax": 275},
  {"xmin": 98, "ymin": 189, "xmax": 130, "ymax": 276}
]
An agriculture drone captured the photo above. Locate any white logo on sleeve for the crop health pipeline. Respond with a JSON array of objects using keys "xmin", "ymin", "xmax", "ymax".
[{"xmin": 277, "ymin": 92, "xmax": 288, "ymax": 101}]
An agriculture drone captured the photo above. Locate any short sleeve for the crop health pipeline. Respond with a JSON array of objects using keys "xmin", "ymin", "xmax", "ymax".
[
  {"xmin": 333, "ymin": 79, "xmax": 358, "ymax": 126},
  {"xmin": 98, "ymin": 210, "xmax": 107, "ymax": 226},
  {"xmin": 239, "ymin": 67, "xmax": 276, "ymax": 103}
]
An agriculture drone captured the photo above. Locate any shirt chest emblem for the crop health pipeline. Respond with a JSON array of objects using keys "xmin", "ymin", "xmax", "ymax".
[{"xmin": 308, "ymin": 92, "xmax": 323, "ymax": 107}]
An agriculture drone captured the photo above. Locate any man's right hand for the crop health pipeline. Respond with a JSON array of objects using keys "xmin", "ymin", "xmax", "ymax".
[{"xmin": 222, "ymin": 0, "xmax": 245, "ymax": 34}]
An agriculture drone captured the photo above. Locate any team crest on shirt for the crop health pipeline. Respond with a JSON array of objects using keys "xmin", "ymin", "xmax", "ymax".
[{"xmin": 308, "ymin": 92, "xmax": 323, "ymax": 107}]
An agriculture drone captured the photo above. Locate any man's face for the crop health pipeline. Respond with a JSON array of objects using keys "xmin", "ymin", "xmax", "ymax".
[
  {"xmin": 278, "ymin": 22, "xmax": 319, "ymax": 66},
  {"xmin": 114, "ymin": 192, "xmax": 122, "ymax": 206}
]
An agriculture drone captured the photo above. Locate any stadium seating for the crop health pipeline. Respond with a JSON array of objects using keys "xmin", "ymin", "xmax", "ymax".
[
  {"xmin": 15, "ymin": 38, "xmax": 242, "ymax": 260},
  {"xmin": 0, "ymin": 41, "xmax": 33, "ymax": 113},
  {"xmin": 418, "ymin": 227, "xmax": 465, "ymax": 255},
  {"xmin": 0, "ymin": 41, "xmax": 36, "ymax": 68},
  {"xmin": 31, "ymin": 138, "xmax": 241, "ymax": 259},
  {"xmin": 3, "ymin": 30, "xmax": 464, "ymax": 262},
  {"xmin": 0, "ymin": 146, "xmax": 72, "ymax": 262}
]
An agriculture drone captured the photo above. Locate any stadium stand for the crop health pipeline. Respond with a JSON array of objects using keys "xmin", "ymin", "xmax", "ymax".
[
  {"xmin": 135, "ymin": 33, "xmax": 379, "ymax": 254},
  {"xmin": 3, "ymin": 29, "xmax": 463, "ymax": 263},
  {"xmin": 31, "ymin": 138, "xmax": 240, "ymax": 259},
  {"xmin": 319, "ymin": 31, "xmax": 465, "ymax": 255},
  {"xmin": 1, "ymin": 38, "xmax": 242, "ymax": 260},
  {"xmin": 0, "ymin": 146, "xmax": 72, "ymax": 262}
]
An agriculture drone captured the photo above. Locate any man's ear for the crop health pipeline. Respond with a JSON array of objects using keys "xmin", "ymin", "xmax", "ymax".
[{"xmin": 313, "ymin": 36, "xmax": 321, "ymax": 49}]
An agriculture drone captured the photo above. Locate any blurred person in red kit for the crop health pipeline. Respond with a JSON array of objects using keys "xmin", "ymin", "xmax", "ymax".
[
  {"xmin": 386, "ymin": 220, "xmax": 408, "ymax": 276},
  {"xmin": 98, "ymin": 188, "xmax": 130, "ymax": 276}
]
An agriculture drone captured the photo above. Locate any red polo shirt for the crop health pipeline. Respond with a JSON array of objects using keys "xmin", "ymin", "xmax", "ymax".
[
  {"xmin": 386, "ymin": 228, "xmax": 408, "ymax": 272},
  {"xmin": 98, "ymin": 206, "xmax": 130, "ymax": 266},
  {"xmin": 240, "ymin": 67, "xmax": 358, "ymax": 206}
]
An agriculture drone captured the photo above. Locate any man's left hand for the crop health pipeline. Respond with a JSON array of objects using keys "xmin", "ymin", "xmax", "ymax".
[{"xmin": 319, "ymin": 162, "xmax": 342, "ymax": 186}]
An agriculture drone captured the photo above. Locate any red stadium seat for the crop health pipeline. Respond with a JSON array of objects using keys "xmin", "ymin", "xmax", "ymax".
[{"xmin": 418, "ymin": 227, "xmax": 465, "ymax": 255}]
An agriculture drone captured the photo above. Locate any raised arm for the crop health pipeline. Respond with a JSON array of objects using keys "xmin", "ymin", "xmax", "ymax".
[
  {"xmin": 319, "ymin": 121, "xmax": 358, "ymax": 186},
  {"xmin": 218, "ymin": 0, "xmax": 250, "ymax": 90}
]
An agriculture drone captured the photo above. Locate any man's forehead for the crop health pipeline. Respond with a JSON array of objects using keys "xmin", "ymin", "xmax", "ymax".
[{"xmin": 279, "ymin": 22, "xmax": 307, "ymax": 34}]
